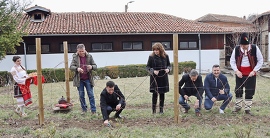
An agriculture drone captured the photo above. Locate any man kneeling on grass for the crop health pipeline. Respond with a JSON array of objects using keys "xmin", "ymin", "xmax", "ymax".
[
  {"xmin": 178, "ymin": 69, "xmax": 204, "ymax": 117},
  {"xmin": 100, "ymin": 81, "xmax": 126, "ymax": 126},
  {"xmin": 204, "ymin": 64, "xmax": 232, "ymax": 114}
]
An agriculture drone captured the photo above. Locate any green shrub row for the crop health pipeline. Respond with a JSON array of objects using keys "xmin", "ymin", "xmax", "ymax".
[{"xmin": 0, "ymin": 61, "xmax": 196, "ymax": 86}]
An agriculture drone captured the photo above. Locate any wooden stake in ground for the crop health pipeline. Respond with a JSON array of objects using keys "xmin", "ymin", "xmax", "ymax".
[
  {"xmin": 173, "ymin": 34, "xmax": 179, "ymax": 123},
  {"xmin": 36, "ymin": 38, "xmax": 44, "ymax": 125},
  {"xmin": 63, "ymin": 41, "xmax": 71, "ymax": 103}
]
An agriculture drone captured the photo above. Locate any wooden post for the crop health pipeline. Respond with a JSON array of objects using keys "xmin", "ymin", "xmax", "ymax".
[
  {"xmin": 173, "ymin": 34, "xmax": 179, "ymax": 123},
  {"xmin": 63, "ymin": 41, "xmax": 70, "ymax": 103},
  {"xmin": 36, "ymin": 38, "xmax": 44, "ymax": 125}
]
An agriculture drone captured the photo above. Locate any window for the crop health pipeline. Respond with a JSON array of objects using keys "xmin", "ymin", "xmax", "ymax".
[
  {"xmin": 34, "ymin": 14, "xmax": 42, "ymax": 20},
  {"xmin": 28, "ymin": 44, "xmax": 50, "ymax": 53},
  {"xmin": 60, "ymin": 43, "xmax": 78, "ymax": 52},
  {"xmin": 91, "ymin": 43, "xmax": 113, "ymax": 51},
  {"xmin": 179, "ymin": 41, "xmax": 197, "ymax": 49},
  {"xmin": 152, "ymin": 41, "xmax": 171, "ymax": 49},
  {"xmin": 122, "ymin": 42, "xmax": 143, "ymax": 50}
]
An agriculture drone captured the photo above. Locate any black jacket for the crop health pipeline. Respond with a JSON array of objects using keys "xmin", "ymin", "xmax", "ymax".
[
  {"xmin": 100, "ymin": 85, "xmax": 125, "ymax": 120},
  {"xmin": 179, "ymin": 74, "xmax": 204, "ymax": 100},
  {"xmin": 146, "ymin": 54, "xmax": 172, "ymax": 93}
]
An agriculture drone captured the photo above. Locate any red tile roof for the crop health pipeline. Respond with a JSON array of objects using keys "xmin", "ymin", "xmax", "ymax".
[
  {"xmin": 221, "ymin": 25, "xmax": 256, "ymax": 33},
  {"xmin": 19, "ymin": 12, "xmax": 232, "ymax": 35},
  {"xmin": 196, "ymin": 14, "xmax": 252, "ymax": 24}
]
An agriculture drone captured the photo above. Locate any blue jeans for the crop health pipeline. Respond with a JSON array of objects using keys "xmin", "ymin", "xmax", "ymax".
[
  {"xmin": 77, "ymin": 79, "xmax": 96, "ymax": 112},
  {"xmin": 179, "ymin": 95, "xmax": 202, "ymax": 112},
  {"xmin": 204, "ymin": 93, "xmax": 232, "ymax": 110}
]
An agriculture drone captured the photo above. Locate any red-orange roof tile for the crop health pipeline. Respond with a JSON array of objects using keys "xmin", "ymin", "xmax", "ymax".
[
  {"xmin": 196, "ymin": 14, "xmax": 252, "ymax": 24},
  {"xmin": 19, "ymin": 12, "xmax": 232, "ymax": 35}
]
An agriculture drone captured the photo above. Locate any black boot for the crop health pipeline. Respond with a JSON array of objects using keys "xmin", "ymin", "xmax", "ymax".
[
  {"xmin": 152, "ymin": 106, "xmax": 156, "ymax": 114},
  {"xmin": 159, "ymin": 107, "xmax": 163, "ymax": 114}
]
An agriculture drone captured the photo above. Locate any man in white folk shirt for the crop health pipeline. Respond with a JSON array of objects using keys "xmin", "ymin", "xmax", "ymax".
[{"xmin": 230, "ymin": 32, "xmax": 263, "ymax": 115}]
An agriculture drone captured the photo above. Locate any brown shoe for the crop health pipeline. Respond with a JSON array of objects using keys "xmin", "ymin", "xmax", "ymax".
[
  {"xmin": 195, "ymin": 112, "xmax": 202, "ymax": 117},
  {"xmin": 245, "ymin": 110, "xmax": 254, "ymax": 116},
  {"xmin": 232, "ymin": 108, "xmax": 241, "ymax": 113}
]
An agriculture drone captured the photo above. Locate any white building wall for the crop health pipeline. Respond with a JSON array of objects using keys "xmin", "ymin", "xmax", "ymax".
[{"xmin": 0, "ymin": 50, "xmax": 220, "ymax": 73}]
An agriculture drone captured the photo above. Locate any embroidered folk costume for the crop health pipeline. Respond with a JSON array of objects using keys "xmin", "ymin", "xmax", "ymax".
[
  {"xmin": 230, "ymin": 33, "xmax": 263, "ymax": 114},
  {"xmin": 11, "ymin": 64, "xmax": 32, "ymax": 117}
]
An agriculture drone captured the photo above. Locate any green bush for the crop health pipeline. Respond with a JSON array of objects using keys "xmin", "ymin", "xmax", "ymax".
[
  {"xmin": 0, "ymin": 71, "xmax": 9, "ymax": 87},
  {"xmin": 93, "ymin": 67, "xmax": 107, "ymax": 79},
  {"xmin": 106, "ymin": 66, "xmax": 119, "ymax": 79},
  {"xmin": 177, "ymin": 61, "xmax": 196, "ymax": 74},
  {"xmin": 26, "ymin": 68, "xmax": 68, "ymax": 83},
  {"xmin": 118, "ymin": 64, "xmax": 148, "ymax": 78}
]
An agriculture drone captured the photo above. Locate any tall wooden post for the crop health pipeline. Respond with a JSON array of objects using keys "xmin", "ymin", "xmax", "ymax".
[
  {"xmin": 36, "ymin": 38, "xmax": 44, "ymax": 125},
  {"xmin": 173, "ymin": 34, "xmax": 179, "ymax": 123},
  {"xmin": 63, "ymin": 41, "xmax": 70, "ymax": 103}
]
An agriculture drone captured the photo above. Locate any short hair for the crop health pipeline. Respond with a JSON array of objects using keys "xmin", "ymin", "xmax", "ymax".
[
  {"xmin": 212, "ymin": 64, "xmax": 220, "ymax": 68},
  {"xmin": 77, "ymin": 44, "xmax": 85, "ymax": 49},
  {"xmin": 106, "ymin": 81, "xmax": 115, "ymax": 88},
  {"xmin": 189, "ymin": 69, "xmax": 198, "ymax": 77},
  {"xmin": 12, "ymin": 56, "xmax": 21, "ymax": 62}
]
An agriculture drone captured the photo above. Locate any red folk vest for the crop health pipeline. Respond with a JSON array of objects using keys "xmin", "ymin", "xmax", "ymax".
[{"xmin": 234, "ymin": 44, "xmax": 257, "ymax": 71}]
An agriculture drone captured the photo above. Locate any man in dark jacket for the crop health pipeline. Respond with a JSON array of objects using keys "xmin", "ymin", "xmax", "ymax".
[
  {"xmin": 100, "ymin": 81, "xmax": 126, "ymax": 126},
  {"xmin": 179, "ymin": 69, "xmax": 204, "ymax": 116},
  {"xmin": 204, "ymin": 64, "xmax": 232, "ymax": 114}
]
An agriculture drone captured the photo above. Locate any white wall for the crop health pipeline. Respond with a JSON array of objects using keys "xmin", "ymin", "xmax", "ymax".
[{"xmin": 0, "ymin": 50, "xmax": 220, "ymax": 72}]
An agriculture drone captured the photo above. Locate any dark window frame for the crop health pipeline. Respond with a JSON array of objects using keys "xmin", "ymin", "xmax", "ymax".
[
  {"xmin": 28, "ymin": 44, "xmax": 50, "ymax": 54},
  {"xmin": 34, "ymin": 13, "xmax": 42, "ymax": 20},
  {"xmin": 60, "ymin": 43, "xmax": 80, "ymax": 53},
  {"xmin": 179, "ymin": 41, "xmax": 198, "ymax": 49},
  {"xmin": 91, "ymin": 42, "xmax": 113, "ymax": 51},
  {"xmin": 122, "ymin": 41, "xmax": 143, "ymax": 50}
]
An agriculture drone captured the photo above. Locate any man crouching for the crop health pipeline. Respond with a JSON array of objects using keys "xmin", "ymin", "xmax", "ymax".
[{"xmin": 100, "ymin": 81, "xmax": 126, "ymax": 126}]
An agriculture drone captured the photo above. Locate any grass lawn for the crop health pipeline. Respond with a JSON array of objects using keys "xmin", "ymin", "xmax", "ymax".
[{"xmin": 0, "ymin": 74, "xmax": 270, "ymax": 138}]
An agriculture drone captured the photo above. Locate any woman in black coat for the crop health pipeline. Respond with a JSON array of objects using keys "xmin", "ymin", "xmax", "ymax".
[{"xmin": 146, "ymin": 42, "xmax": 172, "ymax": 114}]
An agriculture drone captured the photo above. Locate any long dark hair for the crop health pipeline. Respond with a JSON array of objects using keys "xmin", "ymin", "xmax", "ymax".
[{"xmin": 151, "ymin": 42, "xmax": 166, "ymax": 58}]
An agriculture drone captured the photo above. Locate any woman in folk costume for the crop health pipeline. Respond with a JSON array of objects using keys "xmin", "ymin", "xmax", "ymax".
[
  {"xmin": 146, "ymin": 42, "xmax": 172, "ymax": 114},
  {"xmin": 10, "ymin": 56, "xmax": 33, "ymax": 117},
  {"xmin": 230, "ymin": 33, "xmax": 263, "ymax": 115}
]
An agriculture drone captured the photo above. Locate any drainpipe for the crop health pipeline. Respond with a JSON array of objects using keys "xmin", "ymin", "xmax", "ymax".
[
  {"xmin": 198, "ymin": 34, "xmax": 201, "ymax": 74},
  {"xmin": 22, "ymin": 41, "xmax": 27, "ymax": 70}
]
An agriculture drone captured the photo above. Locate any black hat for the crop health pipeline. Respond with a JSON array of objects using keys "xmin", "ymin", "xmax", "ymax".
[{"xmin": 240, "ymin": 33, "xmax": 249, "ymax": 45}]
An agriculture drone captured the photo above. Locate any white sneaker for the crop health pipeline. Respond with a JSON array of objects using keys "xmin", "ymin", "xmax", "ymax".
[{"xmin": 219, "ymin": 108, "xmax": 224, "ymax": 114}]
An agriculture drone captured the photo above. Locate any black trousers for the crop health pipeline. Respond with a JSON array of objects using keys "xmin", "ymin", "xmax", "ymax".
[
  {"xmin": 152, "ymin": 92, "xmax": 165, "ymax": 108},
  {"xmin": 235, "ymin": 76, "xmax": 256, "ymax": 99},
  {"xmin": 107, "ymin": 103, "xmax": 126, "ymax": 117}
]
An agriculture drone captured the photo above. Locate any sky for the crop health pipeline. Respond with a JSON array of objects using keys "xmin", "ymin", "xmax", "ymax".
[{"xmin": 24, "ymin": 0, "xmax": 270, "ymax": 20}]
